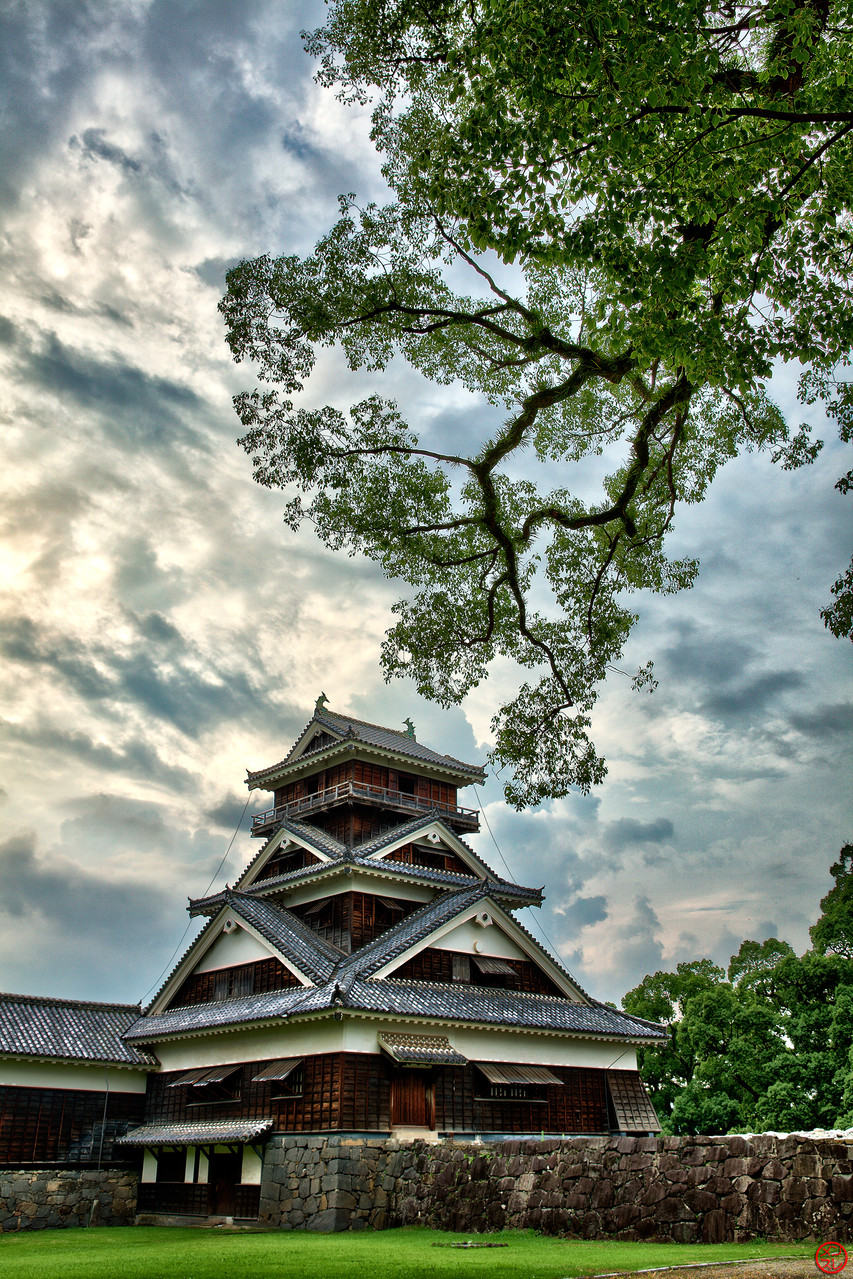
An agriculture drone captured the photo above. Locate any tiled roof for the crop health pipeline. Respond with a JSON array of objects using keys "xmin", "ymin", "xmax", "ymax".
[
  {"xmin": 123, "ymin": 984, "xmax": 327, "ymax": 1041},
  {"xmin": 192, "ymin": 812, "xmax": 540, "ymax": 916},
  {"xmin": 123, "ymin": 973, "xmax": 666, "ymax": 1044},
  {"xmin": 222, "ymin": 891, "xmax": 344, "ymax": 983},
  {"xmin": 117, "ymin": 1118, "xmax": 273, "ymax": 1146},
  {"xmin": 337, "ymin": 885, "xmax": 487, "ymax": 978},
  {"xmin": 347, "ymin": 979, "xmax": 669, "ymax": 1040},
  {"xmin": 247, "ymin": 709, "xmax": 485, "ymax": 784},
  {"xmin": 0, "ymin": 993, "xmax": 156, "ymax": 1066}
]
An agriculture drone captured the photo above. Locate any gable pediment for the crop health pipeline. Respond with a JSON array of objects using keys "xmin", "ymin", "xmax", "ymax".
[
  {"xmin": 372, "ymin": 896, "xmax": 587, "ymax": 1003},
  {"xmin": 365, "ymin": 819, "xmax": 489, "ymax": 880}
]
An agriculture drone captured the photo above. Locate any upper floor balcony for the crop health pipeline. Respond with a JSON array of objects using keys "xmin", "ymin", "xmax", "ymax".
[{"xmin": 250, "ymin": 779, "xmax": 480, "ymax": 836}]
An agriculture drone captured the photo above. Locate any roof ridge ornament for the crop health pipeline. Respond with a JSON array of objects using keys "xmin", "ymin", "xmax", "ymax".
[
  {"xmin": 403, "ymin": 717, "xmax": 416, "ymax": 739},
  {"xmin": 314, "ymin": 691, "xmax": 329, "ymax": 712}
]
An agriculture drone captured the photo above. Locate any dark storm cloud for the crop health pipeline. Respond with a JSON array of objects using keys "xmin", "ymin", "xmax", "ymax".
[
  {"xmin": 0, "ymin": 611, "xmax": 270, "ymax": 738},
  {"xmin": 0, "ymin": 315, "xmax": 17, "ymax": 345},
  {"xmin": 789, "ymin": 702, "xmax": 853, "ymax": 737},
  {"xmin": 72, "ymin": 127, "xmax": 143, "ymax": 174},
  {"xmin": 0, "ymin": 615, "xmax": 113, "ymax": 701},
  {"xmin": 0, "ymin": 830, "xmax": 169, "ymax": 941},
  {"xmin": 20, "ymin": 332, "xmax": 206, "ymax": 451},
  {"xmin": 557, "ymin": 894, "xmax": 609, "ymax": 937},
  {"xmin": 603, "ymin": 817, "xmax": 675, "ymax": 854},
  {"xmin": 0, "ymin": 718, "xmax": 197, "ymax": 793},
  {"xmin": 205, "ymin": 792, "xmax": 250, "ymax": 830},
  {"xmin": 703, "ymin": 670, "xmax": 806, "ymax": 721}
]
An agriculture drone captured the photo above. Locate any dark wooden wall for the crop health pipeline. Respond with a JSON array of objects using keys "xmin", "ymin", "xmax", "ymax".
[
  {"xmin": 393, "ymin": 948, "xmax": 565, "ymax": 997},
  {"xmin": 273, "ymin": 763, "xmax": 458, "ymax": 811},
  {"xmin": 170, "ymin": 957, "xmax": 300, "ymax": 1009},
  {"xmin": 0, "ymin": 1085, "xmax": 145, "ymax": 1167},
  {"xmin": 290, "ymin": 891, "xmax": 416, "ymax": 952},
  {"xmin": 144, "ymin": 1055, "xmax": 608, "ymax": 1136}
]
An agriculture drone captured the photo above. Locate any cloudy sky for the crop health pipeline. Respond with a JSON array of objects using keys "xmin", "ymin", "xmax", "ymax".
[{"xmin": 0, "ymin": 0, "xmax": 849, "ymax": 1011}]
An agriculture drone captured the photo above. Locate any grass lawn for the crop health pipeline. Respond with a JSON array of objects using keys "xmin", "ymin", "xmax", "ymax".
[{"xmin": 0, "ymin": 1226, "xmax": 817, "ymax": 1279}]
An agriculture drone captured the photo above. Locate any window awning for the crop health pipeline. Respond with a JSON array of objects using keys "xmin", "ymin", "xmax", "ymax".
[
  {"xmin": 167, "ymin": 1064, "xmax": 240, "ymax": 1088},
  {"xmin": 252, "ymin": 1057, "xmax": 303, "ymax": 1083},
  {"xmin": 471, "ymin": 955, "xmax": 517, "ymax": 976},
  {"xmin": 303, "ymin": 896, "xmax": 331, "ymax": 915},
  {"xmin": 475, "ymin": 1062, "xmax": 563, "ymax": 1086},
  {"xmin": 606, "ymin": 1069, "xmax": 661, "ymax": 1133},
  {"xmin": 378, "ymin": 1032, "xmax": 468, "ymax": 1066},
  {"xmin": 116, "ymin": 1118, "xmax": 273, "ymax": 1147}
]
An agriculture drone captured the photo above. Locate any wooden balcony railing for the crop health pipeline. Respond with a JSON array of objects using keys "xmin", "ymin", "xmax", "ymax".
[{"xmin": 251, "ymin": 780, "xmax": 479, "ymax": 831}]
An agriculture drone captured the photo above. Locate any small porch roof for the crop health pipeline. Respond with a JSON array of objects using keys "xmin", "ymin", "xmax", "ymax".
[{"xmin": 116, "ymin": 1118, "xmax": 273, "ymax": 1147}]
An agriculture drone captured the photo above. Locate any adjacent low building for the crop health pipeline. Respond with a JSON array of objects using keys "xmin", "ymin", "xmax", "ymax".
[{"xmin": 1, "ymin": 702, "xmax": 664, "ymax": 1223}]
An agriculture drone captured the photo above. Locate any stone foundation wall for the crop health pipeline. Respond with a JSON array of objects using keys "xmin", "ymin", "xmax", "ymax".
[
  {"xmin": 0, "ymin": 1168, "xmax": 138, "ymax": 1231},
  {"xmin": 3, "ymin": 1134, "xmax": 850, "ymax": 1238},
  {"xmin": 387, "ymin": 1134, "xmax": 852, "ymax": 1243},
  {"xmin": 260, "ymin": 1134, "xmax": 394, "ymax": 1231}
]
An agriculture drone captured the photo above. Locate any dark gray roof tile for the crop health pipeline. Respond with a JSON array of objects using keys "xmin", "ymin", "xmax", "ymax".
[
  {"xmin": 348, "ymin": 979, "xmax": 669, "ymax": 1039},
  {"xmin": 117, "ymin": 1118, "xmax": 273, "ymax": 1146},
  {"xmin": 223, "ymin": 891, "xmax": 343, "ymax": 983},
  {"xmin": 247, "ymin": 710, "xmax": 485, "ymax": 784},
  {"xmin": 0, "ymin": 993, "xmax": 156, "ymax": 1066}
]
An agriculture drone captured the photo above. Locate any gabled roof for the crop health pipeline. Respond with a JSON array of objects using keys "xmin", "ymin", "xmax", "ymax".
[
  {"xmin": 190, "ymin": 813, "xmax": 541, "ymax": 915},
  {"xmin": 336, "ymin": 885, "xmax": 487, "ymax": 980},
  {"xmin": 147, "ymin": 890, "xmax": 345, "ymax": 1014},
  {"xmin": 246, "ymin": 707, "xmax": 485, "ymax": 788},
  {"xmin": 0, "ymin": 992, "xmax": 156, "ymax": 1067},
  {"xmin": 345, "ymin": 979, "xmax": 668, "ymax": 1040},
  {"xmin": 191, "ymin": 856, "xmax": 540, "ymax": 918},
  {"xmin": 222, "ymin": 891, "xmax": 344, "ymax": 984},
  {"xmin": 121, "ymin": 974, "xmax": 667, "ymax": 1045}
]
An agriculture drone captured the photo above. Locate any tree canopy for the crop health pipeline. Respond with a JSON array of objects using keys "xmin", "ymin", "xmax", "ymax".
[
  {"xmin": 221, "ymin": 0, "xmax": 852, "ymax": 806},
  {"xmin": 622, "ymin": 849, "xmax": 853, "ymax": 1133}
]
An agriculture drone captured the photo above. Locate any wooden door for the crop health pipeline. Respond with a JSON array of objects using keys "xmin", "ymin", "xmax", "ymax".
[
  {"xmin": 390, "ymin": 1072, "xmax": 433, "ymax": 1127},
  {"xmin": 207, "ymin": 1151, "xmax": 241, "ymax": 1216}
]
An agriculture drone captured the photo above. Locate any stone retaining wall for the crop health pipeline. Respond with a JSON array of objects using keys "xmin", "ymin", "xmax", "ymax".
[
  {"xmin": 0, "ymin": 1168, "xmax": 137, "ymax": 1231},
  {"xmin": 3, "ymin": 1133, "xmax": 850, "ymax": 1238},
  {"xmin": 260, "ymin": 1134, "xmax": 393, "ymax": 1231},
  {"xmin": 386, "ymin": 1134, "xmax": 852, "ymax": 1243}
]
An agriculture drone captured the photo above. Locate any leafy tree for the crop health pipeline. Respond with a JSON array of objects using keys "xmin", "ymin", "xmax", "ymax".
[
  {"xmin": 622, "ymin": 852, "xmax": 853, "ymax": 1133},
  {"xmin": 622, "ymin": 960, "xmax": 726, "ymax": 1123},
  {"xmin": 222, "ymin": 0, "xmax": 852, "ymax": 805},
  {"xmin": 810, "ymin": 843, "xmax": 853, "ymax": 957}
]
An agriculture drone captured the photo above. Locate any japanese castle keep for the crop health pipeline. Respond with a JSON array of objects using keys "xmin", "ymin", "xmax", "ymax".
[{"xmin": 0, "ymin": 702, "xmax": 663, "ymax": 1225}]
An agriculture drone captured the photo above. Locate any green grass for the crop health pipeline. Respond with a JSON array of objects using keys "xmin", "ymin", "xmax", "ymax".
[{"xmin": 0, "ymin": 1226, "xmax": 817, "ymax": 1279}]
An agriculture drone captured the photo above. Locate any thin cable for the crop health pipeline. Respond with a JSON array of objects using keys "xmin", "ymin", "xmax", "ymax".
[
  {"xmin": 139, "ymin": 793, "xmax": 252, "ymax": 1005},
  {"xmin": 474, "ymin": 783, "xmax": 566, "ymax": 962}
]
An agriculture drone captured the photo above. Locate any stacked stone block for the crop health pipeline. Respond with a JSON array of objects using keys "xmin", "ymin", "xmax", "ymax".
[
  {"xmin": 387, "ymin": 1134, "xmax": 852, "ymax": 1243},
  {"xmin": 260, "ymin": 1134, "xmax": 394, "ymax": 1231},
  {"xmin": 0, "ymin": 1169, "xmax": 137, "ymax": 1232}
]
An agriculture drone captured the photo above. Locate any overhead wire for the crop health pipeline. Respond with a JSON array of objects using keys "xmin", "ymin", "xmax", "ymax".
[
  {"xmin": 139, "ymin": 792, "xmax": 252, "ymax": 1006},
  {"xmin": 473, "ymin": 783, "xmax": 567, "ymax": 963}
]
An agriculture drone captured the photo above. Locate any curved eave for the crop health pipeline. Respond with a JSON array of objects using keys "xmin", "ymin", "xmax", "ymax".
[
  {"xmin": 0, "ymin": 1050, "xmax": 157, "ymax": 1071},
  {"xmin": 122, "ymin": 1003, "xmax": 665, "ymax": 1048},
  {"xmin": 247, "ymin": 738, "xmax": 485, "ymax": 792}
]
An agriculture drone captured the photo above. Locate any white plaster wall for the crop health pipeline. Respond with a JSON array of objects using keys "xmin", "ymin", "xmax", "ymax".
[
  {"xmin": 194, "ymin": 927, "xmax": 274, "ymax": 971},
  {"xmin": 146, "ymin": 1014, "xmax": 638, "ymax": 1073},
  {"xmin": 429, "ymin": 918, "xmax": 529, "ymax": 958},
  {"xmin": 150, "ymin": 1017, "xmax": 348, "ymax": 1072},
  {"xmin": 0, "ymin": 1059, "xmax": 149, "ymax": 1091},
  {"xmin": 241, "ymin": 1146, "xmax": 263, "ymax": 1185},
  {"xmin": 284, "ymin": 873, "xmax": 432, "ymax": 908},
  {"xmin": 141, "ymin": 1150, "xmax": 158, "ymax": 1183}
]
